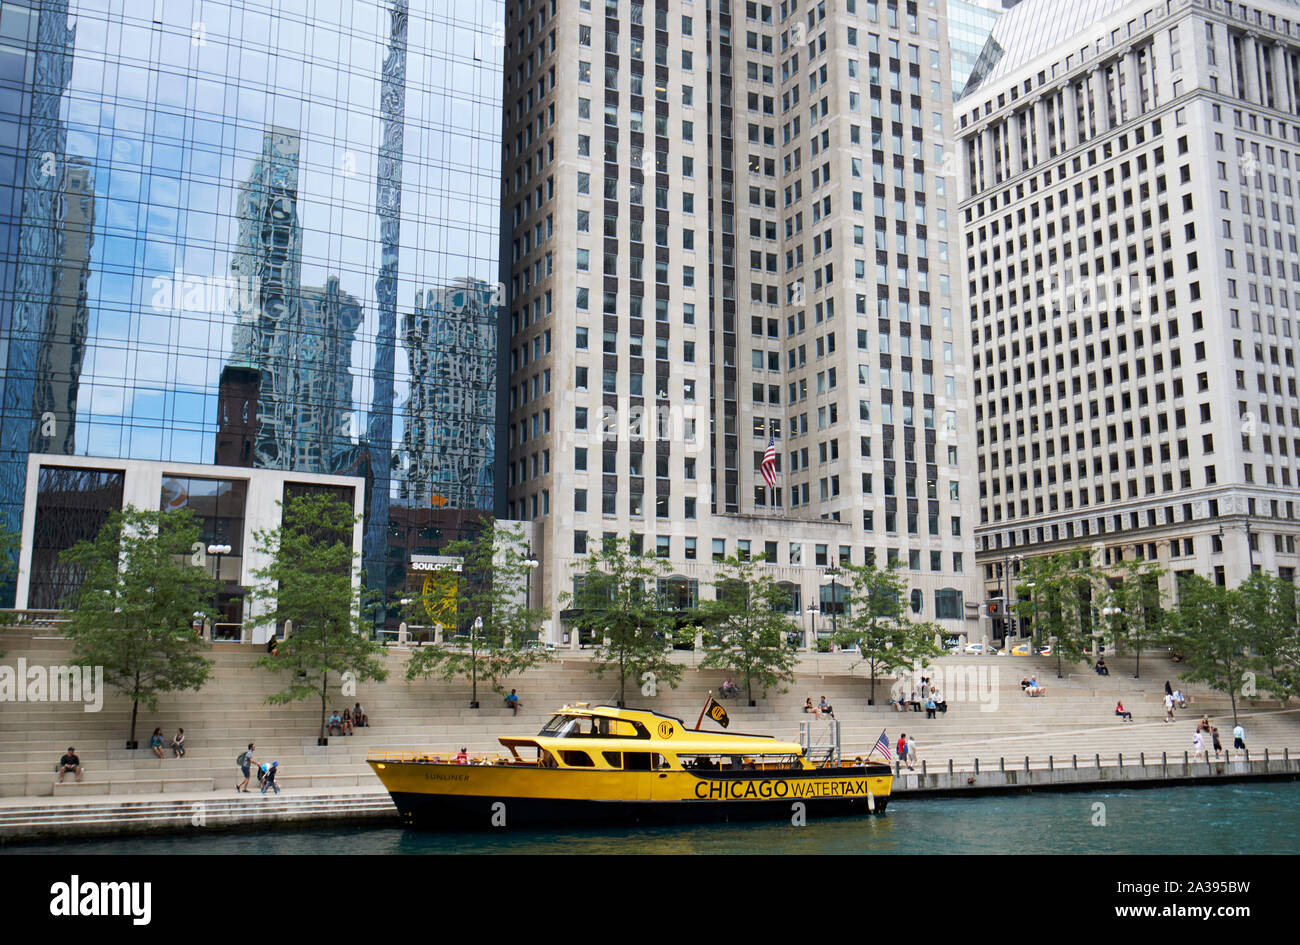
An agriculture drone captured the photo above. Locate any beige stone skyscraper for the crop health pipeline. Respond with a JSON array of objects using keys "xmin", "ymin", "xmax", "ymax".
[
  {"xmin": 958, "ymin": 0, "xmax": 1300, "ymax": 619},
  {"xmin": 503, "ymin": 0, "xmax": 981, "ymax": 645}
]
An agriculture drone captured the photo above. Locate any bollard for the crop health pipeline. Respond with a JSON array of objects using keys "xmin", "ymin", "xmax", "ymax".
[
  {"xmin": 948, "ymin": 759, "xmax": 953, "ymax": 776},
  {"xmin": 1024, "ymin": 755, "xmax": 1030, "ymax": 773},
  {"xmin": 1285, "ymin": 748, "xmax": 1290, "ymax": 764},
  {"xmin": 1184, "ymin": 750, "xmax": 1189, "ymax": 765},
  {"xmin": 1072, "ymin": 754, "xmax": 1077, "ymax": 770},
  {"xmin": 922, "ymin": 760, "xmax": 927, "ymax": 776},
  {"xmin": 1162, "ymin": 750, "xmax": 1167, "ymax": 768},
  {"xmin": 999, "ymin": 757, "xmax": 1005, "ymax": 772},
  {"xmin": 1118, "ymin": 752, "xmax": 1123, "ymax": 768},
  {"xmin": 1244, "ymin": 748, "xmax": 1250, "ymax": 764},
  {"xmin": 1049, "ymin": 755, "xmax": 1054, "ymax": 772},
  {"xmin": 1140, "ymin": 752, "xmax": 1145, "ymax": 767},
  {"xmin": 974, "ymin": 758, "xmax": 980, "ymax": 774},
  {"xmin": 1095, "ymin": 753, "xmax": 1101, "ymax": 769},
  {"xmin": 1264, "ymin": 748, "xmax": 1269, "ymax": 764}
]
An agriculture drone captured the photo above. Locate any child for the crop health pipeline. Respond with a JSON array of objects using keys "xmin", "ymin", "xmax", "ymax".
[{"xmin": 260, "ymin": 761, "xmax": 280, "ymax": 794}]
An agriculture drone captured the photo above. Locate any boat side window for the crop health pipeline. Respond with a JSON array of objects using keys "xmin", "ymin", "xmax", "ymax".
[
  {"xmin": 560, "ymin": 750, "xmax": 595, "ymax": 767},
  {"xmin": 601, "ymin": 751, "xmax": 622, "ymax": 768},
  {"xmin": 622, "ymin": 752, "xmax": 663, "ymax": 771},
  {"xmin": 682, "ymin": 755, "xmax": 719, "ymax": 770}
]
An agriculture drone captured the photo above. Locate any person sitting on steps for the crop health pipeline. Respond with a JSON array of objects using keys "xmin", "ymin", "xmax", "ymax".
[
  {"xmin": 1115, "ymin": 701, "xmax": 1133, "ymax": 722},
  {"xmin": 56, "ymin": 747, "xmax": 83, "ymax": 783}
]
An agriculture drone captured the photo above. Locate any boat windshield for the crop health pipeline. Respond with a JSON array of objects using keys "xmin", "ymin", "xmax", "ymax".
[
  {"xmin": 538, "ymin": 714, "xmax": 646, "ymax": 738},
  {"xmin": 538, "ymin": 715, "xmax": 585, "ymax": 738}
]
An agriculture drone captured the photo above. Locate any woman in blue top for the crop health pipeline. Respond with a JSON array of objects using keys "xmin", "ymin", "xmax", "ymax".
[{"xmin": 150, "ymin": 728, "xmax": 165, "ymax": 758}]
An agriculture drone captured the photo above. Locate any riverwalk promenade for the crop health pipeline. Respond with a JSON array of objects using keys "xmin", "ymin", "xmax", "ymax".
[{"xmin": 2, "ymin": 625, "xmax": 1297, "ymax": 840}]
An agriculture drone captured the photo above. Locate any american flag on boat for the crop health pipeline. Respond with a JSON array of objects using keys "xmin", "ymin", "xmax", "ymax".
[
  {"xmin": 870, "ymin": 730, "xmax": 891, "ymax": 762},
  {"xmin": 760, "ymin": 436, "xmax": 777, "ymax": 488}
]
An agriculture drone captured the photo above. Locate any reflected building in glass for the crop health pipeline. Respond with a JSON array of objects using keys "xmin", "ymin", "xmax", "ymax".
[{"xmin": 0, "ymin": 0, "xmax": 505, "ymax": 623}]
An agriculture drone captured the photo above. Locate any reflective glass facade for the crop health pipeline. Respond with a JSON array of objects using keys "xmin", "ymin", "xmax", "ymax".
[{"xmin": 0, "ymin": 0, "xmax": 504, "ymax": 610}]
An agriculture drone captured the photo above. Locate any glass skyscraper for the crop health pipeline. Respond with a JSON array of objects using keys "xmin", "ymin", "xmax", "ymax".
[{"xmin": 0, "ymin": 0, "xmax": 504, "ymax": 613}]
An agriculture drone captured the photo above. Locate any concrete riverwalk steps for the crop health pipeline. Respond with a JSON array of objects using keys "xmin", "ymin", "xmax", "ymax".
[
  {"xmin": 2, "ymin": 624, "xmax": 1298, "ymax": 800},
  {"xmin": 0, "ymin": 786, "xmax": 399, "ymax": 842}
]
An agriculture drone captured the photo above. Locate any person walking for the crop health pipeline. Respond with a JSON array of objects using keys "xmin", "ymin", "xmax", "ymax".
[
  {"xmin": 1163, "ymin": 692, "xmax": 1176, "ymax": 723},
  {"xmin": 236, "ymin": 742, "xmax": 256, "ymax": 793},
  {"xmin": 1211, "ymin": 726, "xmax": 1223, "ymax": 760},
  {"xmin": 1192, "ymin": 728, "xmax": 1205, "ymax": 761},
  {"xmin": 897, "ymin": 733, "xmax": 909, "ymax": 770},
  {"xmin": 906, "ymin": 734, "xmax": 918, "ymax": 770},
  {"xmin": 1232, "ymin": 722, "xmax": 1246, "ymax": 758}
]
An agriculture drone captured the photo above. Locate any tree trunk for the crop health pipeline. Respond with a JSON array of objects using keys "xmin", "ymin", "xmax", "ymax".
[
  {"xmin": 128, "ymin": 666, "xmax": 141, "ymax": 747},
  {"xmin": 319, "ymin": 672, "xmax": 329, "ymax": 743},
  {"xmin": 870, "ymin": 667, "xmax": 877, "ymax": 706}
]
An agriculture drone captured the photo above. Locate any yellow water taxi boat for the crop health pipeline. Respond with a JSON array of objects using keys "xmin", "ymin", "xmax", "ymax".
[{"xmin": 367, "ymin": 703, "xmax": 892, "ymax": 829}]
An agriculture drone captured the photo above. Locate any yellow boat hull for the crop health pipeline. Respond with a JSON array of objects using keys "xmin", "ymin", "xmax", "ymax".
[{"xmin": 369, "ymin": 760, "xmax": 893, "ymax": 829}]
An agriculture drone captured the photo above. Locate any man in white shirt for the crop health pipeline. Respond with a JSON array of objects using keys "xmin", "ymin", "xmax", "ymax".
[
  {"xmin": 1232, "ymin": 723, "xmax": 1246, "ymax": 757},
  {"xmin": 1163, "ymin": 693, "xmax": 1175, "ymax": 723}
]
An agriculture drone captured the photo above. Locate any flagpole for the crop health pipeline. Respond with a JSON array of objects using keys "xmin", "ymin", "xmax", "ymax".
[{"xmin": 695, "ymin": 694, "xmax": 712, "ymax": 730}]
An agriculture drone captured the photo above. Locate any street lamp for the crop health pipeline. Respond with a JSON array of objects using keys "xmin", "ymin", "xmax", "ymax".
[
  {"xmin": 523, "ymin": 544, "xmax": 540, "ymax": 643},
  {"xmin": 470, "ymin": 615, "xmax": 484, "ymax": 709},
  {"xmin": 806, "ymin": 603, "xmax": 820, "ymax": 650},
  {"xmin": 206, "ymin": 543, "xmax": 231, "ymax": 638},
  {"xmin": 206, "ymin": 543, "xmax": 231, "ymax": 581},
  {"xmin": 821, "ymin": 565, "xmax": 842, "ymax": 639}
]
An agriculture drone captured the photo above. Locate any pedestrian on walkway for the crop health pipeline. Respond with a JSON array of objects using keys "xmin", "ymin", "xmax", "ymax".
[
  {"xmin": 906, "ymin": 734, "xmax": 918, "ymax": 770},
  {"xmin": 897, "ymin": 733, "xmax": 910, "ymax": 770},
  {"xmin": 1211, "ymin": 726, "xmax": 1223, "ymax": 759},
  {"xmin": 1192, "ymin": 728, "xmax": 1204, "ymax": 761},
  {"xmin": 1163, "ymin": 692, "xmax": 1176, "ymax": 723},
  {"xmin": 1232, "ymin": 722, "xmax": 1246, "ymax": 758},
  {"xmin": 236, "ymin": 742, "xmax": 256, "ymax": 793}
]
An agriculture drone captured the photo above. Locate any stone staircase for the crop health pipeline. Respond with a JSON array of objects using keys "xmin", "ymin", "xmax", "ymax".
[{"xmin": 1, "ymin": 626, "xmax": 1296, "ymax": 796}]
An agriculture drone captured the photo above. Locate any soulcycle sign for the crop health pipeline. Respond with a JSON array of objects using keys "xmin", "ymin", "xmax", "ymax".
[{"xmin": 409, "ymin": 555, "xmax": 462, "ymax": 573}]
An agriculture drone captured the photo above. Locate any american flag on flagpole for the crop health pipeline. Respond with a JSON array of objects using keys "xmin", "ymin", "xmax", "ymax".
[
  {"xmin": 870, "ymin": 730, "xmax": 891, "ymax": 762},
  {"xmin": 761, "ymin": 436, "xmax": 777, "ymax": 488}
]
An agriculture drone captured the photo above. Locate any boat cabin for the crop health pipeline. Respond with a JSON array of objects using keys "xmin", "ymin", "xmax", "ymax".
[{"xmin": 496, "ymin": 704, "xmax": 810, "ymax": 772}]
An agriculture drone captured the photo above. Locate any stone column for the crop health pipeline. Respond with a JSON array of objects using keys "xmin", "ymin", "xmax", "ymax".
[
  {"xmin": 1065, "ymin": 81, "xmax": 1081, "ymax": 148},
  {"xmin": 1124, "ymin": 48, "xmax": 1142, "ymax": 119},
  {"xmin": 1243, "ymin": 32, "xmax": 1261, "ymax": 104},
  {"xmin": 1033, "ymin": 95, "xmax": 1049, "ymax": 164}
]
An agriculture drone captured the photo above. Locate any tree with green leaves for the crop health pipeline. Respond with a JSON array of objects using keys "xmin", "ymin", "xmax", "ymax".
[
  {"xmin": 405, "ymin": 517, "xmax": 553, "ymax": 707},
  {"xmin": 1012, "ymin": 547, "xmax": 1097, "ymax": 678},
  {"xmin": 248, "ymin": 492, "xmax": 388, "ymax": 743},
  {"xmin": 1095, "ymin": 558, "xmax": 1168, "ymax": 678},
  {"xmin": 697, "ymin": 554, "xmax": 799, "ymax": 706},
  {"xmin": 1165, "ymin": 572, "xmax": 1254, "ymax": 725},
  {"xmin": 831, "ymin": 559, "xmax": 944, "ymax": 706},
  {"xmin": 59, "ymin": 506, "xmax": 216, "ymax": 747},
  {"xmin": 560, "ymin": 536, "xmax": 682, "ymax": 706},
  {"xmin": 1236, "ymin": 571, "xmax": 1300, "ymax": 702}
]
